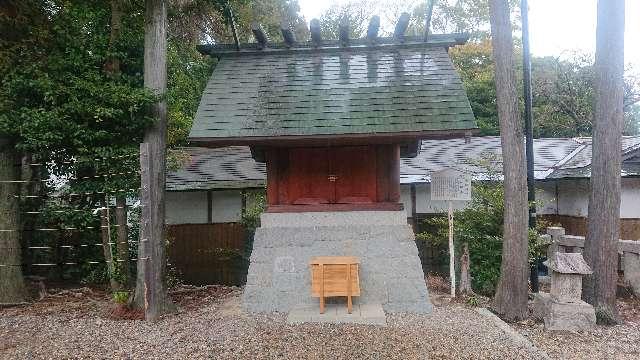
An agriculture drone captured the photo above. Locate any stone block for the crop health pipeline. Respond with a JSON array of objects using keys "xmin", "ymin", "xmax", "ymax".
[
  {"xmin": 544, "ymin": 300, "xmax": 595, "ymax": 331},
  {"xmin": 245, "ymin": 272, "xmax": 272, "ymax": 287},
  {"xmin": 623, "ymin": 251, "xmax": 640, "ymax": 297},
  {"xmin": 547, "ymin": 226, "xmax": 565, "ymax": 240},
  {"xmin": 550, "ymin": 272, "xmax": 582, "ymax": 303},
  {"xmin": 272, "ymin": 273, "xmax": 304, "ymax": 291},
  {"xmin": 532, "ymin": 292, "xmax": 551, "ymax": 320},
  {"xmin": 558, "ymin": 235, "xmax": 585, "ymax": 249},
  {"xmin": 547, "ymin": 242, "xmax": 559, "ymax": 260},
  {"xmin": 619, "ymin": 240, "xmax": 640, "ymax": 254},
  {"xmin": 242, "ymin": 211, "xmax": 432, "ymax": 314}
]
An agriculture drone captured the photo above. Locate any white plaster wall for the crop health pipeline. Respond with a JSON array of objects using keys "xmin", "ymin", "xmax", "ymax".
[
  {"xmin": 536, "ymin": 181, "xmax": 558, "ymax": 215},
  {"xmin": 400, "ymin": 185, "xmax": 412, "ymax": 217},
  {"xmin": 165, "ymin": 191, "xmax": 208, "ymax": 225},
  {"xmin": 621, "ymin": 178, "xmax": 640, "ymax": 218},
  {"xmin": 211, "ymin": 190, "xmax": 243, "ymax": 223},
  {"xmin": 556, "ymin": 179, "xmax": 590, "ymax": 217}
]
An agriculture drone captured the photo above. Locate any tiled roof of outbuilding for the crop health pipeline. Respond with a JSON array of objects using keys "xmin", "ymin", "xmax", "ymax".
[{"xmin": 166, "ymin": 136, "xmax": 640, "ymax": 191}]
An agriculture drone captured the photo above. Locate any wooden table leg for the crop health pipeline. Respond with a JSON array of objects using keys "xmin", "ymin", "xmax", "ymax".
[
  {"xmin": 319, "ymin": 264, "xmax": 325, "ymax": 314},
  {"xmin": 347, "ymin": 264, "xmax": 352, "ymax": 314}
]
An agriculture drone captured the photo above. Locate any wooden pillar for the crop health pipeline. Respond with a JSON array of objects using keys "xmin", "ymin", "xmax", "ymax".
[
  {"xmin": 265, "ymin": 149, "xmax": 279, "ymax": 206},
  {"xmin": 389, "ymin": 144, "xmax": 401, "ymax": 203},
  {"xmin": 207, "ymin": 190, "xmax": 213, "ymax": 223},
  {"xmin": 410, "ymin": 183, "xmax": 417, "ymax": 229}
]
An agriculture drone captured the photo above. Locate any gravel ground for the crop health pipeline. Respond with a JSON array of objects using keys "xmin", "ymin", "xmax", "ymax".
[
  {"xmin": 0, "ymin": 288, "xmax": 538, "ymax": 360},
  {"xmin": 514, "ymin": 296, "xmax": 640, "ymax": 359}
]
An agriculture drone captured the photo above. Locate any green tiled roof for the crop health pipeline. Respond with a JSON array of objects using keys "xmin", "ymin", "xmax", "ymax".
[{"xmin": 188, "ymin": 38, "xmax": 477, "ymax": 144}]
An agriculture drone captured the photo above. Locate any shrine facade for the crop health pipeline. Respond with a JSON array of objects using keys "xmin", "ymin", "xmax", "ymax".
[{"xmin": 188, "ymin": 21, "xmax": 477, "ymax": 313}]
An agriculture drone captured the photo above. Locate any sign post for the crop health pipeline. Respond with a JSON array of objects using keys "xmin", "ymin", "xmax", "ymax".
[{"xmin": 431, "ymin": 168, "xmax": 472, "ymax": 297}]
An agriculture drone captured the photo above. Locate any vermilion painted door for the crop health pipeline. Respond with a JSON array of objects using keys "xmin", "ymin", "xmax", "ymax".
[
  {"xmin": 333, "ymin": 146, "xmax": 377, "ymax": 203},
  {"xmin": 287, "ymin": 147, "xmax": 334, "ymax": 204},
  {"xmin": 286, "ymin": 146, "xmax": 377, "ymax": 205}
]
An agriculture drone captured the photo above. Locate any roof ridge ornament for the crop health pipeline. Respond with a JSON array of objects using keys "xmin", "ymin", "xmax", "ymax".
[
  {"xmin": 366, "ymin": 15, "xmax": 380, "ymax": 45},
  {"xmin": 310, "ymin": 18, "xmax": 322, "ymax": 47},
  {"xmin": 339, "ymin": 17, "xmax": 350, "ymax": 47},
  {"xmin": 280, "ymin": 20, "xmax": 296, "ymax": 48},
  {"xmin": 393, "ymin": 12, "xmax": 411, "ymax": 43},
  {"xmin": 250, "ymin": 22, "xmax": 268, "ymax": 49}
]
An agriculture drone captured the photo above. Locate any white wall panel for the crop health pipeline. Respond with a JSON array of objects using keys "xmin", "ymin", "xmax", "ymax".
[
  {"xmin": 621, "ymin": 178, "xmax": 640, "ymax": 218},
  {"xmin": 165, "ymin": 191, "xmax": 208, "ymax": 224},
  {"xmin": 211, "ymin": 190, "xmax": 243, "ymax": 223},
  {"xmin": 536, "ymin": 181, "xmax": 558, "ymax": 215}
]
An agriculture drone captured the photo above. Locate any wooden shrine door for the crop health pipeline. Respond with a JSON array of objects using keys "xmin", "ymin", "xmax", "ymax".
[{"xmin": 287, "ymin": 146, "xmax": 377, "ymax": 205}]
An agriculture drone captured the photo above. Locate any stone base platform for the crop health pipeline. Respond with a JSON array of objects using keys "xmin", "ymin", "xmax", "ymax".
[
  {"xmin": 242, "ymin": 211, "xmax": 432, "ymax": 314},
  {"xmin": 532, "ymin": 292, "xmax": 596, "ymax": 331},
  {"xmin": 287, "ymin": 303, "xmax": 386, "ymax": 325}
]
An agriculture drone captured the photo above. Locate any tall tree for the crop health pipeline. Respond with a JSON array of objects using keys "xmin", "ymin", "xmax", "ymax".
[
  {"xmin": 583, "ymin": 0, "xmax": 625, "ymax": 324},
  {"xmin": 488, "ymin": 0, "xmax": 529, "ymax": 321},
  {"xmin": 104, "ymin": 0, "xmax": 131, "ymax": 289},
  {"xmin": 0, "ymin": 138, "xmax": 27, "ymax": 304},
  {"xmin": 131, "ymin": 0, "xmax": 175, "ymax": 321}
]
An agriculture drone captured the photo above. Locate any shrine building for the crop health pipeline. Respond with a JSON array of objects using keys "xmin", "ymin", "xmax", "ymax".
[{"xmin": 188, "ymin": 19, "xmax": 477, "ymax": 313}]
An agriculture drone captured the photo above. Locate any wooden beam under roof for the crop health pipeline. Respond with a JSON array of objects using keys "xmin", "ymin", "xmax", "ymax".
[{"xmin": 250, "ymin": 22, "xmax": 268, "ymax": 49}]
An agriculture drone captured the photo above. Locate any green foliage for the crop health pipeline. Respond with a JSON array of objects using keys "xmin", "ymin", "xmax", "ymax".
[
  {"xmin": 166, "ymin": 42, "xmax": 215, "ymax": 147},
  {"xmin": 25, "ymin": 198, "xmax": 107, "ymax": 283},
  {"xmin": 450, "ymin": 40, "xmax": 499, "ymax": 135},
  {"xmin": 466, "ymin": 295, "xmax": 480, "ymax": 307},
  {"xmin": 533, "ymin": 54, "xmax": 639, "ymax": 137},
  {"xmin": 0, "ymin": 1, "xmax": 155, "ymax": 158},
  {"xmin": 319, "ymin": 1, "xmax": 373, "ymax": 39},
  {"xmin": 240, "ymin": 190, "xmax": 266, "ymax": 233},
  {"xmin": 112, "ymin": 291, "xmax": 129, "ymax": 304}
]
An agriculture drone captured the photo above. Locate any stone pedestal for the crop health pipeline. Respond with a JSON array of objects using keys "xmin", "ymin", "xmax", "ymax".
[
  {"xmin": 535, "ymin": 252, "xmax": 596, "ymax": 331},
  {"xmin": 533, "ymin": 293, "xmax": 596, "ymax": 331},
  {"xmin": 242, "ymin": 211, "xmax": 432, "ymax": 314},
  {"xmin": 620, "ymin": 240, "xmax": 640, "ymax": 297},
  {"xmin": 545, "ymin": 298, "xmax": 596, "ymax": 331}
]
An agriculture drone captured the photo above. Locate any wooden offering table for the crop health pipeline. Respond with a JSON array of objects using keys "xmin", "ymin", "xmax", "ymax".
[{"xmin": 310, "ymin": 256, "xmax": 360, "ymax": 314}]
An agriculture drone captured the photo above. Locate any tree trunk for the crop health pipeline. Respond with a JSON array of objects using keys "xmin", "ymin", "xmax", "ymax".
[
  {"xmin": 459, "ymin": 243, "xmax": 473, "ymax": 295},
  {"xmin": 115, "ymin": 195, "xmax": 130, "ymax": 286},
  {"xmin": 489, "ymin": 0, "xmax": 530, "ymax": 322},
  {"xmin": 105, "ymin": 0, "xmax": 131, "ymax": 287},
  {"xmin": 0, "ymin": 138, "xmax": 27, "ymax": 304},
  {"xmin": 132, "ymin": 0, "xmax": 175, "ymax": 320},
  {"xmin": 20, "ymin": 153, "xmax": 37, "ymax": 277},
  {"xmin": 101, "ymin": 198, "xmax": 119, "ymax": 291},
  {"xmin": 105, "ymin": 0, "xmax": 122, "ymax": 77},
  {"xmin": 583, "ymin": 0, "xmax": 625, "ymax": 324}
]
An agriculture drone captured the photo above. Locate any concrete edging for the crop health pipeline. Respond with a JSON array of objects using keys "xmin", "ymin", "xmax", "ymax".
[{"xmin": 475, "ymin": 308, "xmax": 551, "ymax": 360}]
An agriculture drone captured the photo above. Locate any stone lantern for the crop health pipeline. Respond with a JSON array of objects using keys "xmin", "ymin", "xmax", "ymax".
[{"xmin": 533, "ymin": 252, "xmax": 596, "ymax": 331}]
